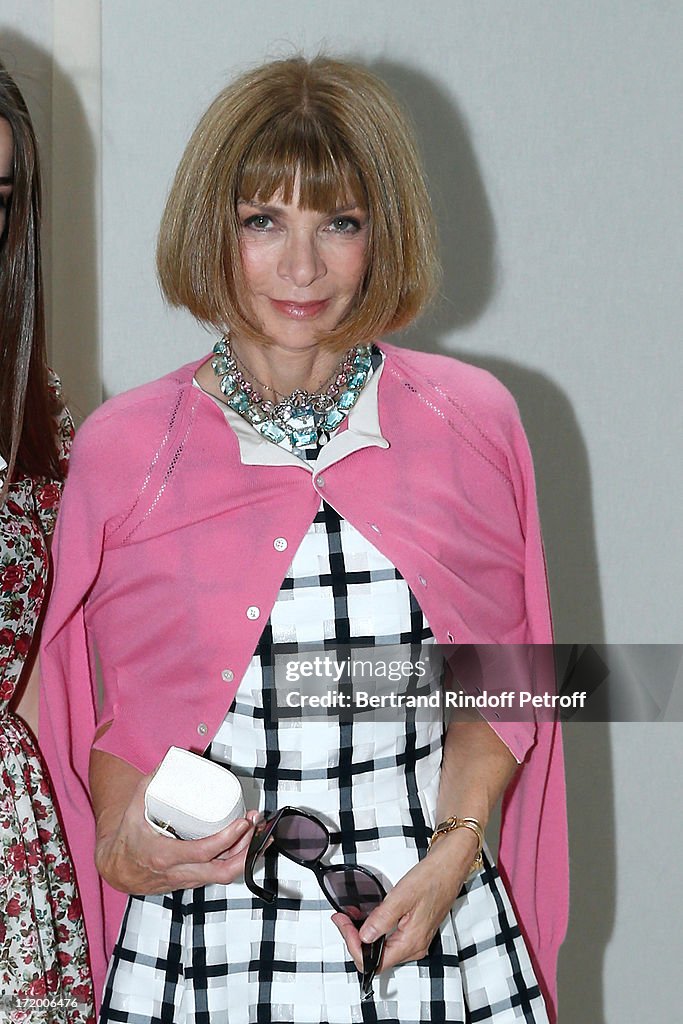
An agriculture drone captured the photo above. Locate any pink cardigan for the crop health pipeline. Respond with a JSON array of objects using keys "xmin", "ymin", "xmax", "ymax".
[{"xmin": 40, "ymin": 342, "xmax": 568, "ymax": 1018}]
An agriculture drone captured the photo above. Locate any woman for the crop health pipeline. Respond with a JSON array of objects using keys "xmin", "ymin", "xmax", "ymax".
[
  {"xmin": 41, "ymin": 57, "xmax": 567, "ymax": 1023},
  {"xmin": 0, "ymin": 62, "xmax": 94, "ymax": 1022}
]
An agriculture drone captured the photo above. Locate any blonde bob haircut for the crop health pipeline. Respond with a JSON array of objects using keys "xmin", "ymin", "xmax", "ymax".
[{"xmin": 157, "ymin": 56, "xmax": 440, "ymax": 349}]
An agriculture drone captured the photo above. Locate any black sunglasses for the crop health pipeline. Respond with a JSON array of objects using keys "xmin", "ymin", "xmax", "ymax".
[{"xmin": 245, "ymin": 806, "xmax": 386, "ymax": 1000}]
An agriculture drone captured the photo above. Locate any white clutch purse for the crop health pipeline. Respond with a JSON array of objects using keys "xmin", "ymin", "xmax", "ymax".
[{"xmin": 144, "ymin": 746, "xmax": 246, "ymax": 839}]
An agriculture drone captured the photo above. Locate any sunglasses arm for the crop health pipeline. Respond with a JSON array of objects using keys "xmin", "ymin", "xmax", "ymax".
[
  {"xmin": 245, "ymin": 827, "xmax": 279, "ymax": 903},
  {"xmin": 360, "ymin": 935, "xmax": 385, "ymax": 1000},
  {"xmin": 244, "ymin": 876, "xmax": 277, "ymax": 903}
]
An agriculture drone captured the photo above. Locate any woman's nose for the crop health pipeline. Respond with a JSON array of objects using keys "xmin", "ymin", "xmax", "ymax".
[{"xmin": 277, "ymin": 231, "xmax": 326, "ymax": 287}]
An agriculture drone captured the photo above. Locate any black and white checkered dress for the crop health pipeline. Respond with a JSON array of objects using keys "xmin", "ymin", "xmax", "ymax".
[{"xmin": 100, "ymin": 490, "xmax": 548, "ymax": 1024}]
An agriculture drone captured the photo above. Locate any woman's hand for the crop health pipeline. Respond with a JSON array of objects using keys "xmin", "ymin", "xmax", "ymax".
[
  {"xmin": 331, "ymin": 827, "xmax": 478, "ymax": 973},
  {"xmin": 90, "ymin": 748, "xmax": 259, "ymax": 895},
  {"xmin": 332, "ymin": 715, "xmax": 517, "ymax": 974}
]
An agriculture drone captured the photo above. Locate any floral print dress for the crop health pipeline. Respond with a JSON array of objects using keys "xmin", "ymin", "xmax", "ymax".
[{"xmin": 0, "ymin": 380, "xmax": 94, "ymax": 1023}]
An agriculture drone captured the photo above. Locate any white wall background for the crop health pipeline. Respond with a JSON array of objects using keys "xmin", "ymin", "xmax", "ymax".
[{"xmin": 2, "ymin": 3, "xmax": 682, "ymax": 1021}]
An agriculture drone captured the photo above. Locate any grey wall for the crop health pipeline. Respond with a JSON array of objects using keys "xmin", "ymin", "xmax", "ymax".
[{"xmin": 3, "ymin": 2, "xmax": 682, "ymax": 1021}]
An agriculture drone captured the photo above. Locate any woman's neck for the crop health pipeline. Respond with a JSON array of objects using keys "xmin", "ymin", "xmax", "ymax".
[{"xmin": 229, "ymin": 335, "xmax": 347, "ymax": 399}]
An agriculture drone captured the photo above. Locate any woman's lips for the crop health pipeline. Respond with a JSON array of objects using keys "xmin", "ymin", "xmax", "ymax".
[{"xmin": 269, "ymin": 298, "xmax": 330, "ymax": 319}]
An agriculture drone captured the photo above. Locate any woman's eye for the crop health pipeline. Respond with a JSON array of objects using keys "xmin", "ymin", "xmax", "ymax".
[
  {"xmin": 242, "ymin": 214, "xmax": 273, "ymax": 231},
  {"xmin": 328, "ymin": 216, "xmax": 361, "ymax": 234}
]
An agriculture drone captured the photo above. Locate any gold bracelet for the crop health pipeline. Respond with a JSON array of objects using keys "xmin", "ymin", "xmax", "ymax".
[{"xmin": 428, "ymin": 815, "xmax": 484, "ymax": 874}]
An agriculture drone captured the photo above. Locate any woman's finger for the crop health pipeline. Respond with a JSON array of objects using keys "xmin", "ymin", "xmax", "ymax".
[
  {"xmin": 376, "ymin": 921, "xmax": 435, "ymax": 971},
  {"xmin": 330, "ymin": 913, "xmax": 364, "ymax": 971},
  {"xmin": 358, "ymin": 884, "xmax": 413, "ymax": 945},
  {"xmin": 153, "ymin": 817, "xmax": 255, "ymax": 867},
  {"xmin": 169, "ymin": 853, "xmax": 253, "ymax": 890},
  {"xmin": 192, "ymin": 817, "xmax": 256, "ymax": 860},
  {"xmin": 214, "ymin": 820, "xmax": 257, "ymax": 860}
]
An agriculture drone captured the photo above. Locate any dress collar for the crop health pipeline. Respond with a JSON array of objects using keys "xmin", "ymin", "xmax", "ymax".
[{"xmin": 193, "ymin": 351, "xmax": 389, "ymax": 473}]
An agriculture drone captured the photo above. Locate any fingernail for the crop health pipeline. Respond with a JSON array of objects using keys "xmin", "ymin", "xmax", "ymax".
[{"xmin": 359, "ymin": 924, "xmax": 377, "ymax": 942}]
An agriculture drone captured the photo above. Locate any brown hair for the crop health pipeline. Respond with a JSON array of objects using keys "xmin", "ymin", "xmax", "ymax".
[
  {"xmin": 157, "ymin": 56, "xmax": 440, "ymax": 349},
  {"xmin": 0, "ymin": 61, "xmax": 61, "ymax": 496}
]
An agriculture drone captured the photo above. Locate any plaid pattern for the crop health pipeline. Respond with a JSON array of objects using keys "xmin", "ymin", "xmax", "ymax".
[{"xmin": 100, "ymin": 500, "xmax": 548, "ymax": 1024}]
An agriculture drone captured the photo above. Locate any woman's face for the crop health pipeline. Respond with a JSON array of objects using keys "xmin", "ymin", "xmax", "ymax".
[
  {"xmin": 237, "ymin": 180, "xmax": 369, "ymax": 351},
  {"xmin": 0, "ymin": 118, "xmax": 14, "ymax": 239}
]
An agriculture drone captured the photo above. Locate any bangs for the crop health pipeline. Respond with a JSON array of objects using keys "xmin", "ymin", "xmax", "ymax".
[{"xmin": 237, "ymin": 115, "xmax": 367, "ymax": 211}]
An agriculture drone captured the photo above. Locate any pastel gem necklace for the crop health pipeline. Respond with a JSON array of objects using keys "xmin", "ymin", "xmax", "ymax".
[{"xmin": 210, "ymin": 333, "xmax": 373, "ymax": 452}]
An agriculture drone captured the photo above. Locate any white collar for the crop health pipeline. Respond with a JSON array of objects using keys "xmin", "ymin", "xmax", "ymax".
[{"xmin": 193, "ymin": 354, "xmax": 389, "ymax": 473}]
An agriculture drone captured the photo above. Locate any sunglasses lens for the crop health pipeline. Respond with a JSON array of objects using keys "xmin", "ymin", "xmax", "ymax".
[
  {"xmin": 322, "ymin": 868, "xmax": 385, "ymax": 922},
  {"xmin": 274, "ymin": 814, "xmax": 328, "ymax": 862}
]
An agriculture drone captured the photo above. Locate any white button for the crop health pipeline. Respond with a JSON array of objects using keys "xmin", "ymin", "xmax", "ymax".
[
  {"xmin": 418, "ymin": 575, "xmax": 427, "ymax": 587},
  {"xmin": 221, "ymin": 668, "xmax": 234, "ymax": 682},
  {"xmin": 370, "ymin": 524, "xmax": 381, "ymax": 534},
  {"xmin": 197, "ymin": 722, "xmax": 208, "ymax": 736},
  {"xmin": 246, "ymin": 605, "xmax": 260, "ymax": 620},
  {"xmin": 316, "ymin": 475, "xmax": 325, "ymax": 488},
  {"xmin": 273, "ymin": 537, "xmax": 288, "ymax": 551}
]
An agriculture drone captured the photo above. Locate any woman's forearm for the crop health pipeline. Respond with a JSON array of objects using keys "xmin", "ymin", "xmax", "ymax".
[
  {"xmin": 89, "ymin": 747, "xmax": 156, "ymax": 891},
  {"xmin": 435, "ymin": 713, "xmax": 519, "ymax": 830},
  {"xmin": 89, "ymin": 747, "xmax": 145, "ymax": 841}
]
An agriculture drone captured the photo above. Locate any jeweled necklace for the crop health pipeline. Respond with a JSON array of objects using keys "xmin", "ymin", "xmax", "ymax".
[{"xmin": 210, "ymin": 333, "xmax": 373, "ymax": 451}]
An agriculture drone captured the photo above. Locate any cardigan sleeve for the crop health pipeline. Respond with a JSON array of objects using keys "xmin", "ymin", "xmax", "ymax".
[
  {"xmin": 490, "ymin": 397, "xmax": 568, "ymax": 1024},
  {"xmin": 39, "ymin": 404, "xmax": 153, "ymax": 1005},
  {"xmin": 346, "ymin": 345, "xmax": 568, "ymax": 1020}
]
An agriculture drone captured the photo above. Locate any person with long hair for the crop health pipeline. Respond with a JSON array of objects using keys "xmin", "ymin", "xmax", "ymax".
[
  {"xmin": 41, "ymin": 57, "xmax": 567, "ymax": 1024},
  {"xmin": 0, "ymin": 61, "xmax": 94, "ymax": 1022}
]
